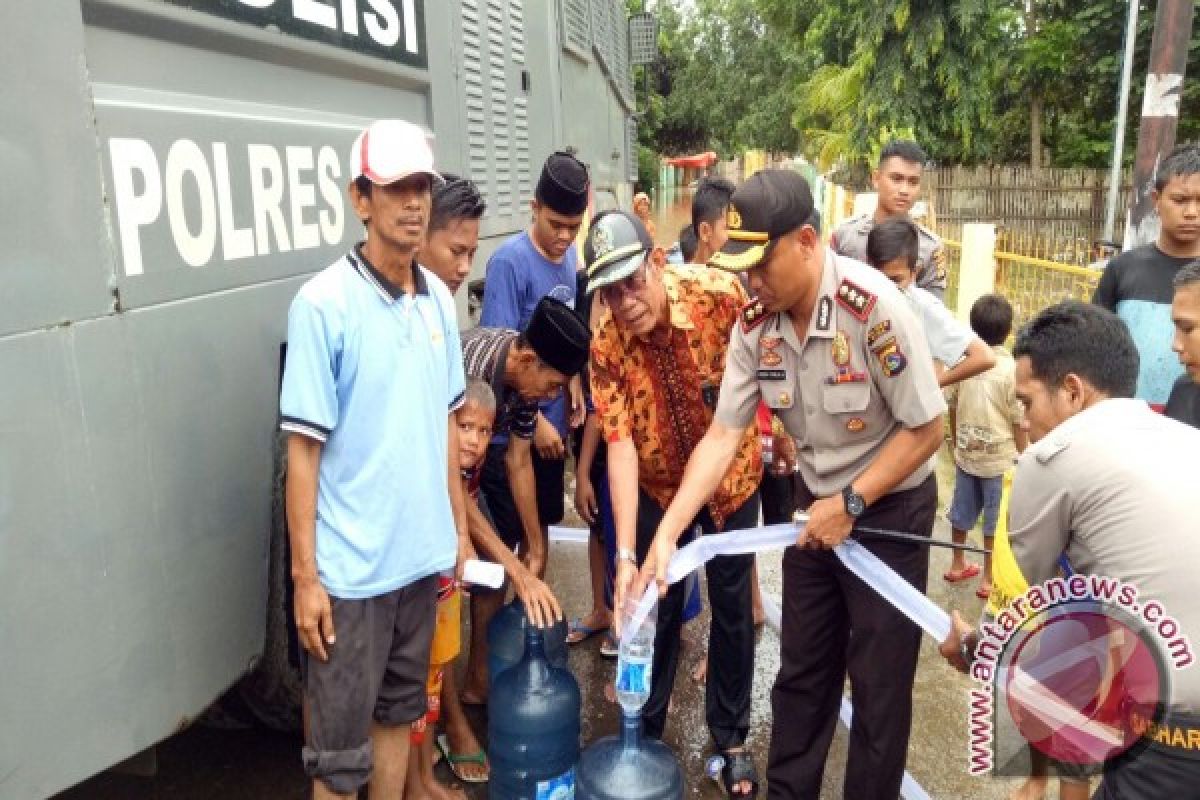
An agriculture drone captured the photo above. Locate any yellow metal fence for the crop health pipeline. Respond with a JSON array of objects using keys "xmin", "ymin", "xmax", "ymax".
[{"xmin": 943, "ymin": 240, "xmax": 1101, "ymax": 332}]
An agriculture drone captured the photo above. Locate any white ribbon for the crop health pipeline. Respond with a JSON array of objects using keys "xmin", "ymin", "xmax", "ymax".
[{"xmin": 622, "ymin": 519, "xmax": 953, "ymax": 648}]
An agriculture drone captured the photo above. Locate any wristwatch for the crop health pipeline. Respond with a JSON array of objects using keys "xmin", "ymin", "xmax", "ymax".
[
  {"xmin": 842, "ymin": 486, "xmax": 866, "ymax": 518},
  {"xmin": 616, "ymin": 547, "xmax": 638, "ymax": 566}
]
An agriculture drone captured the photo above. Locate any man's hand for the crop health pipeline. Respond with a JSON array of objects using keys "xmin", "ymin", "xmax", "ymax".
[
  {"xmin": 772, "ymin": 432, "xmax": 797, "ymax": 476},
  {"xmin": 533, "ymin": 414, "xmax": 566, "ymax": 460},
  {"xmin": 574, "ymin": 475, "xmax": 598, "ymax": 524},
  {"xmin": 797, "ymin": 495, "xmax": 853, "ymax": 549},
  {"xmin": 521, "ymin": 545, "xmax": 547, "ymax": 578},
  {"xmin": 568, "ymin": 377, "xmax": 586, "ymax": 429},
  {"xmin": 510, "ymin": 563, "xmax": 563, "ymax": 629},
  {"xmin": 294, "ymin": 574, "xmax": 335, "ymax": 662},
  {"xmin": 456, "ymin": 535, "xmax": 477, "ymax": 583},
  {"xmin": 648, "ymin": 533, "xmax": 677, "ymax": 598},
  {"xmin": 612, "ymin": 558, "xmax": 639, "ymax": 635},
  {"xmin": 939, "ymin": 610, "xmax": 976, "ymax": 674}
]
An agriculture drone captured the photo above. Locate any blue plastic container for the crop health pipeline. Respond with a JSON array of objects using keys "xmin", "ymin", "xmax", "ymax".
[
  {"xmin": 577, "ymin": 712, "xmax": 684, "ymax": 799},
  {"xmin": 488, "ymin": 626, "xmax": 581, "ymax": 799},
  {"xmin": 487, "ymin": 597, "xmax": 568, "ymax": 689}
]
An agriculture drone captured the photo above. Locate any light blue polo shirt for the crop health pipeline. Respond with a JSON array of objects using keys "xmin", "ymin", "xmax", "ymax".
[{"xmin": 280, "ymin": 247, "xmax": 466, "ymax": 599}]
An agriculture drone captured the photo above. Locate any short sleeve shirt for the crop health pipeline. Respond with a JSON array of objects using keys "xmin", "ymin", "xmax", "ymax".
[
  {"xmin": 590, "ymin": 265, "xmax": 761, "ymax": 527},
  {"xmin": 461, "ymin": 327, "xmax": 538, "ymax": 440},
  {"xmin": 279, "ymin": 247, "xmax": 465, "ymax": 599},
  {"xmin": 945, "ymin": 346, "xmax": 1023, "ymax": 477},
  {"xmin": 1008, "ymin": 399, "xmax": 1200, "ymax": 712},
  {"xmin": 480, "ymin": 231, "xmax": 577, "ymax": 437},
  {"xmin": 831, "ymin": 214, "xmax": 948, "ymax": 299},
  {"xmin": 715, "ymin": 251, "xmax": 946, "ymax": 497}
]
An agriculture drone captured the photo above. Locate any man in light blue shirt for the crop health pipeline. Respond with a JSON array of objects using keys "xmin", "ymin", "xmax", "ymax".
[
  {"xmin": 479, "ymin": 152, "xmax": 589, "ymax": 575},
  {"xmin": 280, "ymin": 119, "xmax": 468, "ymax": 800}
]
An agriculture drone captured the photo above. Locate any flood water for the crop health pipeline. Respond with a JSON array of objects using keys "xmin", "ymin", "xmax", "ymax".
[{"xmin": 57, "ymin": 195, "xmax": 1050, "ymax": 800}]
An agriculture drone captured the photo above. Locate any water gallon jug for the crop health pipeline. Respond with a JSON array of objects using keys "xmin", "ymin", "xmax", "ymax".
[
  {"xmin": 488, "ymin": 626, "xmax": 581, "ymax": 800},
  {"xmin": 487, "ymin": 597, "xmax": 568, "ymax": 690},
  {"xmin": 576, "ymin": 712, "xmax": 685, "ymax": 800}
]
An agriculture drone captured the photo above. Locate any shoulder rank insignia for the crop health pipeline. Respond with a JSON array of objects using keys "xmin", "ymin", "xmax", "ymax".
[
  {"xmin": 835, "ymin": 279, "xmax": 876, "ymax": 322},
  {"xmin": 740, "ymin": 298, "xmax": 769, "ymax": 333}
]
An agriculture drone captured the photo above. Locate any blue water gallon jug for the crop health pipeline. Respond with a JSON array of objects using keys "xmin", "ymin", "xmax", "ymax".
[
  {"xmin": 577, "ymin": 711, "xmax": 684, "ymax": 799},
  {"xmin": 488, "ymin": 626, "xmax": 581, "ymax": 799},
  {"xmin": 487, "ymin": 597, "xmax": 568, "ymax": 689}
]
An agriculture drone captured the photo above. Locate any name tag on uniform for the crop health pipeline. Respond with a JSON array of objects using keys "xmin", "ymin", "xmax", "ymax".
[{"xmin": 756, "ymin": 369, "xmax": 786, "ymax": 381}]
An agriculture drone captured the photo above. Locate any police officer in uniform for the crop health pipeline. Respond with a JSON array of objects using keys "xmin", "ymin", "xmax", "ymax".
[
  {"xmin": 831, "ymin": 139, "xmax": 948, "ymax": 300},
  {"xmin": 645, "ymin": 169, "xmax": 947, "ymax": 800}
]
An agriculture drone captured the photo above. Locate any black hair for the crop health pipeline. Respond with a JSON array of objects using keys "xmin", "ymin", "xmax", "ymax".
[
  {"xmin": 679, "ymin": 224, "xmax": 699, "ymax": 263},
  {"xmin": 1175, "ymin": 259, "xmax": 1200, "ymax": 290},
  {"xmin": 354, "ymin": 175, "xmax": 373, "ymax": 198},
  {"xmin": 865, "ymin": 217, "xmax": 919, "ymax": 271},
  {"xmin": 1154, "ymin": 143, "xmax": 1200, "ymax": 192},
  {"xmin": 430, "ymin": 173, "xmax": 486, "ymax": 233},
  {"xmin": 878, "ymin": 139, "xmax": 927, "ymax": 168},
  {"xmin": 1013, "ymin": 301, "xmax": 1138, "ymax": 398},
  {"xmin": 691, "ymin": 177, "xmax": 736, "ymax": 232},
  {"xmin": 969, "ymin": 294, "xmax": 1014, "ymax": 347}
]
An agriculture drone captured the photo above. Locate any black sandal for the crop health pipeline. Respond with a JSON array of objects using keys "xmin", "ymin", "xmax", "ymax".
[{"xmin": 718, "ymin": 749, "xmax": 759, "ymax": 798}]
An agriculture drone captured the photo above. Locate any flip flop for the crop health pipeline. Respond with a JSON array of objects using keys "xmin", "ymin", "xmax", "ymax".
[
  {"xmin": 943, "ymin": 563, "xmax": 981, "ymax": 583},
  {"xmin": 976, "ymin": 585, "xmax": 994, "ymax": 600},
  {"xmin": 436, "ymin": 733, "xmax": 490, "ymax": 784},
  {"xmin": 599, "ymin": 632, "xmax": 618, "ymax": 658},
  {"xmin": 565, "ymin": 617, "xmax": 609, "ymax": 645}
]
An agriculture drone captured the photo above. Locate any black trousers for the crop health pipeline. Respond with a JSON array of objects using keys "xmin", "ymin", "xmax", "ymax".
[
  {"xmin": 1094, "ymin": 736, "xmax": 1200, "ymax": 798},
  {"xmin": 635, "ymin": 489, "xmax": 760, "ymax": 750},
  {"xmin": 766, "ymin": 474, "xmax": 937, "ymax": 800},
  {"xmin": 760, "ymin": 469, "xmax": 795, "ymax": 525}
]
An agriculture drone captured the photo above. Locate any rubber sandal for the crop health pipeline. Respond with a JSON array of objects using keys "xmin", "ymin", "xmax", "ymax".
[
  {"xmin": 436, "ymin": 733, "xmax": 490, "ymax": 784},
  {"xmin": 976, "ymin": 585, "xmax": 993, "ymax": 600},
  {"xmin": 714, "ymin": 750, "xmax": 759, "ymax": 798},
  {"xmin": 943, "ymin": 563, "xmax": 981, "ymax": 583},
  {"xmin": 566, "ymin": 617, "xmax": 609, "ymax": 645}
]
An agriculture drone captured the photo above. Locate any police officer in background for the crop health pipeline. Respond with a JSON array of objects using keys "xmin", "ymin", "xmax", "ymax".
[
  {"xmin": 645, "ymin": 170, "xmax": 947, "ymax": 800},
  {"xmin": 832, "ymin": 139, "xmax": 948, "ymax": 301}
]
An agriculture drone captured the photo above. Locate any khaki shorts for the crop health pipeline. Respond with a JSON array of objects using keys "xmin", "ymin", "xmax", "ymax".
[{"xmin": 301, "ymin": 573, "xmax": 438, "ymax": 795}]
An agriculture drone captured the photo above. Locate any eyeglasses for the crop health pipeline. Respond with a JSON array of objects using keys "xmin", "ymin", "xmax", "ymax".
[{"xmin": 599, "ymin": 260, "xmax": 651, "ymax": 302}]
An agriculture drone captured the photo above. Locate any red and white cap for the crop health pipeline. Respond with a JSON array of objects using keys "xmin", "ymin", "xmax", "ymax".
[{"xmin": 350, "ymin": 119, "xmax": 441, "ymax": 186}]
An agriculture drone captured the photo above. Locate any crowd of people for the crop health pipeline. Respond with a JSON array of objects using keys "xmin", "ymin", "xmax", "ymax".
[{"xmin": 279, "ymin": 116, "xmax": 1200, "ymax": 800}]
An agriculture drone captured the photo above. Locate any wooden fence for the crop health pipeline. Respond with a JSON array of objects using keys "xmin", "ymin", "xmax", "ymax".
[{"xmin": 928, "ymin": 165, "xmax": 1133, "ymax": 246}]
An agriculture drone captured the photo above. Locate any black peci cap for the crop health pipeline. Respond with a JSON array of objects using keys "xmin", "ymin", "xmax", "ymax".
[
  {"xmin": 710, "ymin": 170, "xmax": 815, "ymax": 272},
  {"xmin": 524, "ymin": 296, "xmax": 591, "ymax": 376},
  {"xmin": 535, "ymin": 152, "xmax": 590, "ymax": 216}
]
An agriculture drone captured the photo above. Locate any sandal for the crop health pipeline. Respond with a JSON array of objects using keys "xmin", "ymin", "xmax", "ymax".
[
  {"xmin": 599, "ymin": 632, "xmax": 618, "ymax": 658},
  {"xmin": 566, "ymin": 617, "xmax": 609, "ymax": 645},
  {"xmin": 943, "ymin": 563, "xmax": 981, "ymax": 583},
  {"xmin": 436, "ymin": 733, "xmax": 490, "ymax": 784},
  {"xmin": 715, "ymin": 749, "xmax": 759, "ymax": 798}
]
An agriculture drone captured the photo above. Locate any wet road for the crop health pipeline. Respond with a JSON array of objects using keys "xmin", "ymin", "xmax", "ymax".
[
  {"xmin": 59, "ymin": 453, "xmax": 1052, "ymax": 799},
  {"xmin": 56, "ymin": 193, "xmax": 1071, "ymax": 798}
]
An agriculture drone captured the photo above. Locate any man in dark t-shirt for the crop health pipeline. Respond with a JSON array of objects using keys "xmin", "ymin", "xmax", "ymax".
[
  {"xmin": 1094, "ymin": 145, "xmax": 1200, "ymax": 409},
  {"xmin": 1167, "ymin": 260, "xmax": 1200, "ymax": 428}
]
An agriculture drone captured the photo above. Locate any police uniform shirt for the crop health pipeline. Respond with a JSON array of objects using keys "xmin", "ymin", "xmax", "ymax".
[
  {"xmin": 715, "ymin": 250, "xmax": 947, "ymax": 497},
  {"xmin": 1008, "ymin": 398, "xmax": 1200, "ymax": 713},
  {"xmin": 831, "ymin": 214, "xmax": 948, "ymax": 299}
]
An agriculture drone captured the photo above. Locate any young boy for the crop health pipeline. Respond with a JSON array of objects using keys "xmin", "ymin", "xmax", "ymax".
[
  {"xmin": 404, "ymin": 379, "xmax": 498, "ymax": 800},
  {"xmin": 943, "ymin": 294, "xmax": 1028, "ymax": 596},
  {"xmin": 865, "ymin": 217, "xmax": 996, "ymax": 387}
]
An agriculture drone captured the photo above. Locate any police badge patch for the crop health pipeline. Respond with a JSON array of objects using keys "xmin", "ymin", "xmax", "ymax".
[
  {"xmin": 591, "ymin": 225, "xmax": 614, "ymax": 259},
  {"xmin": 871, "ymin": 336, "xmax": 907, "ymax": 377}
]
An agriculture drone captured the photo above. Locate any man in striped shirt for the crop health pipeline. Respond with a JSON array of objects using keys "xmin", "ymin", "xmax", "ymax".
[{"xmin": 457, "ymin": 296, "xmax": 590, "ymax": 704}]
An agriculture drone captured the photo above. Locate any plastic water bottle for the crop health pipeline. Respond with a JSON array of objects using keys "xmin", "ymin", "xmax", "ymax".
[
  {"xmin": 487, "ymin": 597, "xmax": 569, "ymax": 690},
  {"xmin": 615, "ymin": 596, "xmax": 656, "ymax": 715},
  {"xmin": 488, "ymin": 626, "xmax": 581, "ymax": 799}
]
